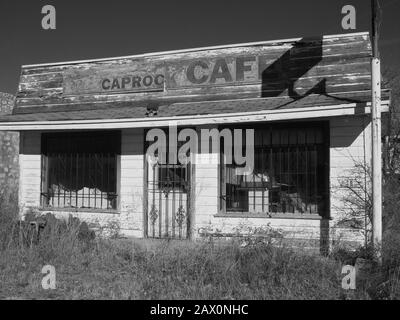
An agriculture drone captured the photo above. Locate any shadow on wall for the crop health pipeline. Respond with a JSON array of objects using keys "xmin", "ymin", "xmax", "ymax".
[
  {"xmin": 261, "ymin": 36, "xmax": 368, "ymax": 106},
  {"xmin": 259, "ymin": 37, "xmax": 369, "ymax": 254},
  {"xmin": 261, "ymin": 36, "xmax": 324, "ymax": 99},
  {"xmin": 0, "ymin": 93, "xmax": 19, "ymax": 205}
]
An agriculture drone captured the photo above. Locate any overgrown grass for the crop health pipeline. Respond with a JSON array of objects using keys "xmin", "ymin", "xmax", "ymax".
[
  {"xmin": 0, "ymin": 237, "xmax": 343, "ymax": 299},
  {"xmin": 0, "ymin": 194, "xmax": 399, "ymax": 300}
]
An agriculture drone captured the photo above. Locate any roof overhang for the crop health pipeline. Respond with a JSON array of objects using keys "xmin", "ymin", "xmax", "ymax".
[{"xmin": 0, "ymin": 100, "xmax": 390, "ymax": 131}]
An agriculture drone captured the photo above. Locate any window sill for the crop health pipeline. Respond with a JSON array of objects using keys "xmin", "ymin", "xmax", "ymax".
[
  {"xmin": 39, "ymin": 207, "xmax": 120, "ymax": 214},
  {"xmin": 214, "ymin": 212, "xmax": 327, "ymax": 220}
]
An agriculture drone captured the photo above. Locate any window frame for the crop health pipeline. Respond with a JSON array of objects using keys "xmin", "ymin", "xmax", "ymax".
[
  {"xmin": 218, "ymin": 121, "xmax": 330, "ymax": 219},
  {"xmin": 40, "ymin": 130, "xmax": 121, "ymax": 213},
  {"xmin": 144, "ymin": 127, "xmax": 194, "ymax": 194}
]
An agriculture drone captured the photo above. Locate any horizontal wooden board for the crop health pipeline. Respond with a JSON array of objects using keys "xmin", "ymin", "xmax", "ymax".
[{"xmin": 14, "ymin": 33, "xmax": 373, "ymax": 115}]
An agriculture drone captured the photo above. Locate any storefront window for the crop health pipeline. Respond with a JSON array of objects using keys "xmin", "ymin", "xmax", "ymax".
[
  {"xmin": 220, "ymin": 122, "xmax": 328, "ymax": 216},
  {"xmin": 40, "ymin": 131, "xmax": 120, "ymax": 210}
]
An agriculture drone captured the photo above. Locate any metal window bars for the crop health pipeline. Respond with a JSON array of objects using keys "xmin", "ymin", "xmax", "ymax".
[
  {"xmin": 40, "ymin": 131, "xmax": 120, "ymax": 210},
  {"xmin": 221, "ymin": 124, "xmax": 327, "ymax": 216},
  {"xmin": 41, "ymin": 152, "xmax": 117, "ymax": 210}
]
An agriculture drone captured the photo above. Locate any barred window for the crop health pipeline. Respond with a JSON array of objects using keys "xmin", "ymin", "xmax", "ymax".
[
  {"xmin": 41, "ymin": 131, "xmax": 120, "ymax": 210},
  {"xmin": 145, "ymin": 128, "xmax": 192, "ymax": 195},
  {"xmin": 220, "ymin": 122, "xmax": 329, "ymax": 216},
  {"xmin": 157, "ymin": 164, "xmax": 188, "ymax": 192}
]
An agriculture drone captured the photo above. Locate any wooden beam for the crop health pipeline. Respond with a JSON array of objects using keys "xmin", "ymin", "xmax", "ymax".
[{"xmin": 0, "ymin": 101, "xmax": 390, "ymax": 131}]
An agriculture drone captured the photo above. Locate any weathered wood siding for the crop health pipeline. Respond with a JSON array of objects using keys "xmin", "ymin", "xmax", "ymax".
[
  {"xmin": 193, "ymin": 116, "xmax": 371, "ymax": 248},
  {"xmin": 18, "ymin": 129, "xmax": 145, "ymax": 235},
  {"xmin": 19, "ymin": 131, "xmax": 41, "ymax": 211},
  {"xmin": 18, "ymin": 131, "xmax": 119, "ymax": 228},
  {"xmin": 119, "ymin": 129, "xmax": 145, "ymax": 237},
  {"xmin": 15, "ymin": 33, "xmax": 372, "ymax": 115},
  {"xmin": 329, "ymin": 115, "xmax": 371, "ymax": 244},
  {"xmin": 12, "ymin": 32, "xmax": 378, "ymax": 248},
  {"xmin": 17, "ymin": 116, "xmax": 371, "ymax": 247}
]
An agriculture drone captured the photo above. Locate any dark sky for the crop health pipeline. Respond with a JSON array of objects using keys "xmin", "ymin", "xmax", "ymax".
[{"xmin": 0, "ymin": 0, "xmax": 399, "ymax": 94}]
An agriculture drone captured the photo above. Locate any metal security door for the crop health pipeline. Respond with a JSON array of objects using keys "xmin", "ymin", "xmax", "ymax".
[{"xmin": 146, "ymin": 163, "xmax": 191, "ymax": 239}]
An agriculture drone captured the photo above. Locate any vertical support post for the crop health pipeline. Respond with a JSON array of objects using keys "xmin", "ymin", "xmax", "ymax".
[
  {"xmin": 371, "ymin": 58, "xmax": 382, "ymax": 260},
  {"xmin": 371, "ymin": 0, "xmax": 382, "ymax": 261}
]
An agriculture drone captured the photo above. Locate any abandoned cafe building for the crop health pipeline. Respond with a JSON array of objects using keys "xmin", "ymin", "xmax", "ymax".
[{"xmin": 0, "ymin": 32, "xmax": 390, "ymax": 249}]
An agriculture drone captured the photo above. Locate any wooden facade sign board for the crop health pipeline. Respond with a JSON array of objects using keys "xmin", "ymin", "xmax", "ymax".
[
  {"xmin": 62, "ymin": 52, "xmax": 288, "ymax": 95},
  {"xmin": 16, "ymin": 33, "xmax": 372, "ymax": 113},
  {"xmin": 166, "ymin": 53, "xmax": 281, "ymax": 89},
  {"xmin": 63, "ymin": 63, "xmax": 165, "ymax": 95},
  {"xmin": 63, "ymin": 47, "xmax": 301, "ymax": 95}
]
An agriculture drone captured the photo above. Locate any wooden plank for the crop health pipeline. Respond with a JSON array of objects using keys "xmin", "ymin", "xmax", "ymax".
[
  {"xmin": 164, "ymin": 42, "xmax": 370, "ymax": 90},
  {"xmin": 19, "ymin": 33, "xmax": 368, "ymax": 74},
  {"xmin": 13, "ymin": 33, "xmax": 373, "ymax": 113},
  {"xmin": 17, "ymin": 55, "xmax": 370, "ymax": 97},
  {"xmin": 3, "ymin": 103, "xmax": 389, "ymax": 131},
  {"xmin": 18, "ymin": 57, "xmax": 370, "ymax": 100},
  {"xmin": 14, "ymin": 72, "xmax": 372, "ymax": 110}
]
